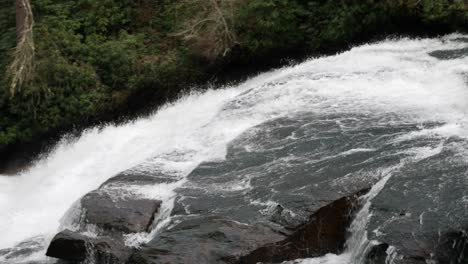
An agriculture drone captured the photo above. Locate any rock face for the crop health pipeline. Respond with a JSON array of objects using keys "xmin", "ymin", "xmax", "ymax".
[
  {"xmin": 364, "ymin": 139, "xmax": 468, "ymax": 264},
  {"xmin": 46, "ymin": 229, "xmax": 131, "ymax": 263},
  {"xmin": 128, "ymin": 191, "xmax": 366, "ymax": 264},
  {"xmin": 126, "ymin": 113, "xmax": 426, "ymax": 263},
  {"xmin": 46, "ymin": 230, "xmax": 88, "ymax": 261},
  {"xmin": 239, "ymin": 191, "xmax": 367, "ymax": 263},
  {"xmin": 46, "ymin": 171, "xmax": 165, "ymax": 264},
  {"xmin": 81, "ymin": 191, "xmax": 161, "ymax": 233},
  {"xmin": 47, "ymin": 111, "xmax": 468, "ymax": 264},
  {"xmin": 128, "ymin": 217, "xmax": 284, "ymax": 264}
]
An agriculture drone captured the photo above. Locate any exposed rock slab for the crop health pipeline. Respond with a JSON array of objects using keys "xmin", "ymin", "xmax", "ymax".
[
  {"xmin": 49, "ymin": 112, "xmax": 451, "ymax": 264},
  {"xmin": 81, "ymin": 191, "xmax": 161, "ymax": 233},
  {"xmin": 46, "ymin": 169, "xmax": 167, "ymax": 263},
  {"xmin": 128, "ymin": 113, "xmax": 429, "ymax": 263},
  {"xmin": 128, "ymin": 217, "xmax": 284, "ymax": 264},
  {"xmin": 366, "ymin": 138, "xmax": 468, "ymax": 263}
]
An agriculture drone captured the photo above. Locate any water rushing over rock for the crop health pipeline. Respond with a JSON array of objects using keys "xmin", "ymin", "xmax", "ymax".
[{"xmin": 1, "ymin": 34, "xmax": 467, "ymax": 264}]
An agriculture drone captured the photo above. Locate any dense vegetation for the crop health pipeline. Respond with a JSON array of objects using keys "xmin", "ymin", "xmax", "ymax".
[{"xmin": 0, "ymin": 0, "xmax": 466, "ymax": 155}]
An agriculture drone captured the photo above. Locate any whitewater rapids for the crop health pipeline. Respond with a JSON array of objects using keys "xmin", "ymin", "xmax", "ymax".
[{"xmin": 0, "ymin": 34, "xmax": 467, "ymax": 263}]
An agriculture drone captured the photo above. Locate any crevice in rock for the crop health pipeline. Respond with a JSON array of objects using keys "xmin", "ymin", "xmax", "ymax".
[
  {"xmin": 364, "ymin": 243, "xmax": 389, "ymax": 264},
  {"xmin": 238, "ymin": 188, "xmax": 369, "ymax": 264}
]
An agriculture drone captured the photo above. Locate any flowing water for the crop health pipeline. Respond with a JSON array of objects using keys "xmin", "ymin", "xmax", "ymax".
[{"xmin": 0, "ymin": 34, "xmax": 467, "ymax": 264}]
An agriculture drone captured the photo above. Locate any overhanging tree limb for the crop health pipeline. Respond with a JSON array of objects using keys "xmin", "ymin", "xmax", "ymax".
[
  {"xmin": 8, "ymin": 0, "xmax": 35, "ymax": 97},
  {"xmin": 173, "ymin": 0, "xmax": 239, "ymax": 60}
]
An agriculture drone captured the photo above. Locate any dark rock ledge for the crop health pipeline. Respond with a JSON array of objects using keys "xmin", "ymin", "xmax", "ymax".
[
  {"xmin": 238, "ymin": 189, "xmax": 368, "ymax": 264},
  {"xmin": 45, "ymin": 187, "xmax": 368, "ymax": 264},
  {"xmin": 126, "ymin": 189, "xmax": 368, "ymax": 264},
  {"xmin": 46, "ymin": 171, "xmax": 163, "ymax": 264}
]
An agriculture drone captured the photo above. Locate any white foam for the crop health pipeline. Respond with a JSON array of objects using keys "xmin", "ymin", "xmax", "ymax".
[{"xmin": 0, "ymin": 88, "xmax": 248, "ymax": 250}]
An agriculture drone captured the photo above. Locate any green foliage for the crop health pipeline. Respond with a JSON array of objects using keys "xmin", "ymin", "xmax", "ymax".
[
  {"xmin": 418, "ymin": 0, "xmax": 467, "ymax": 27},
  {"xmin": 0, "ymin": 0, "xmax": 141, "ymax": 145},
  {"xmin": 73, "ymin": 0, "xmax": 134, "ymax": 35},
  {"xmin": 234, "ymin": 0, "xmax": 466, "ymax": 55},
  {"xmin": 0, "ymin": 0, "xmax": 466, "ymax": 149},
  {"xmin": 0, "ymin": 1, "xmax": 15, "ymax": 78},
  {"xmin": 85, "ymin": 32, "xmax": 143, "ymax": 90},
  {"xmin": 235, "ymin": 0, "xmax": 304, "ymax": 53}
]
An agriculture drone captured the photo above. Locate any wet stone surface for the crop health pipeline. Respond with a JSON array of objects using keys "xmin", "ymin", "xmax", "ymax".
[
  {"xmin": 238, "ymin": 191, "xmax": 368, "ymax": 263},
  {"xmin": 129, "ymin": 112, "xmax": 441, "ymax": 263},
  {"xmin": 0, "ymin": 238, "xmax": 47, "ymax": 264},
  {"xmin": 81, "ymin": 191, "xmax": 161, "ymax": 234},
  {"xmin": 367, "ymin": 138, "xmax": 468, "ymax": 263},
  {"xmin": 45, "ymin": 170, "xmax": 169, "ymax": 264}
]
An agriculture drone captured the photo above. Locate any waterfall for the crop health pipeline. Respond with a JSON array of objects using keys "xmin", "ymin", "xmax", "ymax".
[{"xmin": 1, "ymin": 34, "xmax": 467, "ymax": 264}]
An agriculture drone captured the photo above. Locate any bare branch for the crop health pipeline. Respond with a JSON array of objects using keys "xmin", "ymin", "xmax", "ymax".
[
  {"xmin": 174, "ymin": 0, "xmax": 239, "ymax": 59},
  {"xmin": 8, "ymin": 0, "xmax": 35, "ymax": 97}
]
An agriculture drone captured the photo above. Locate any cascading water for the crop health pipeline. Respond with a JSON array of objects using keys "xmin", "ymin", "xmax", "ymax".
[
  {"xmin": 0, "ymin": 34, "xmax": 467, "ymax": 264},
  {"xmin": 285, "ymin": 144, "xmax": 446, "ymax": 264}
]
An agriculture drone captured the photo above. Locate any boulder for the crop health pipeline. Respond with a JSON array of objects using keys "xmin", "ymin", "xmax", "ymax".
[
  {"xmin": 46, "ymin": 229, "xmax": 131, "ymax": 263},
  {"xmin": 45, "ymin": 230, "xmax": 88, "ymax": 261},
  {"xmin": 46, "ymin": 170, "xmax": 163, "ymax": 263},
  {"xmin": 81, "ymin": 191, "xmax": 161, "ymax": 233}
]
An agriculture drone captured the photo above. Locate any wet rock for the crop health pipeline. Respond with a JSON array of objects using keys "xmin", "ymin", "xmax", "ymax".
[
  {"xmin": 46, "ymin": 168, "xmax": 164, "ymax": 263},
  {"xmin": 49, "ymin": 113, "xmax": 445, "ymax": 264},
  {"xmin": 46, "ymin": 230, "xmax": 131, "ymax": 263},
  {"xmin": 81, "ymin": 191, "xmax": 161, "ymax": 233},
  {"xmin": 128, "ymin": 190, "xmax": 367, "ymax": 264},
  {"xmin": 100, "ymin": 170, "xmax": 179, "ymax": 187},
  {"xmin": 0, "ymin": 238, "xmax": 47, "ymax": 262},
  {"xmin": 364, "ymin": 243, "xmax": 389, "ymax": 264},
  {"xmin": 126, "ymin": 114, "xmax": 430, "ymax": 264},
  {"xmin": 239, "ymin": 190, "xmax": 367, "ymax": 263},
  {"xmin": 87, "ymin": 237, "xmax": 131, "ymax": 264},
  {"xmin": 269, "ymin": 204, "xmax": 298, "ymax": 227},
  {"xmin": 367, "ymin": 140, "xmax": 468, "ymax": 264},
  {"xmin": 435, "ymin": 231, "xmax": 468, "ymax": 264},
  {"xmin": 46, "ymin": 230, "xmax": 88, "ymax": 261},
  {"xmin": 428, "ymin": 47, "xmax": 468, "ymax": 60},
  {"xmin": 127, "ymin": 216, "xmax": 284, "ymax": 264}
]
